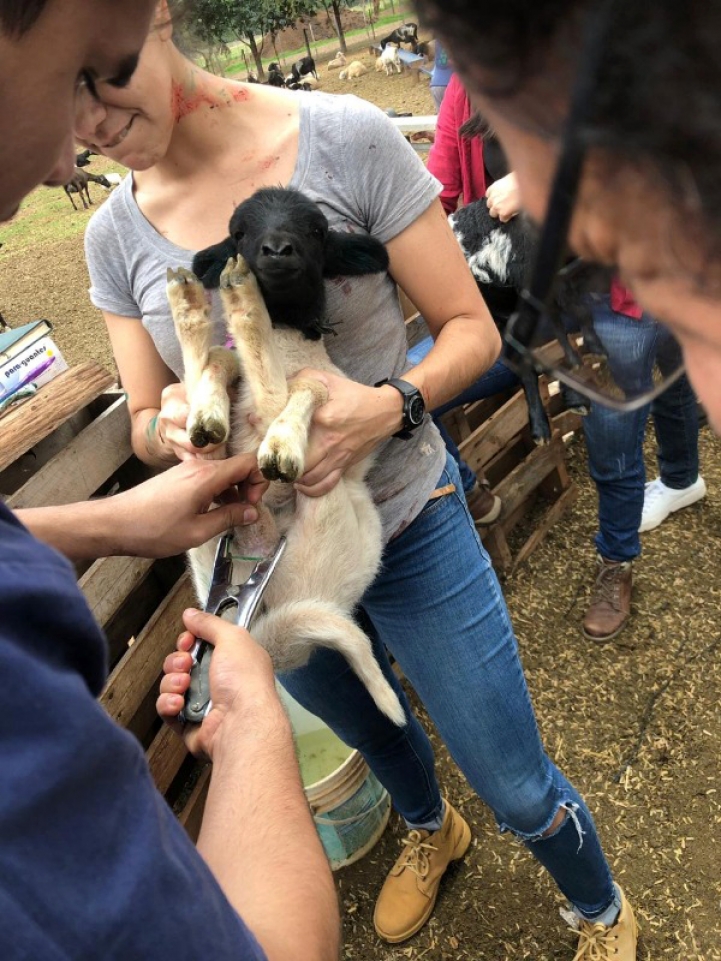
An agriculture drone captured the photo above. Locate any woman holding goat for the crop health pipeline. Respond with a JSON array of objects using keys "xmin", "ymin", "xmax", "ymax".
[{"xmin": 78, "ymin": 2, "xmax": 637, "ymax": 956}]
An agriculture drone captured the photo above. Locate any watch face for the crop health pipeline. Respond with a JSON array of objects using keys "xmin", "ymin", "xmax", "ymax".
[{"xmin": 408, "ymin": 395, "xmax": 425, "ymax": 426}]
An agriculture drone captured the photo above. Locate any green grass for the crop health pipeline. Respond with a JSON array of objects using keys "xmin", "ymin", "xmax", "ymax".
[{"xmin": 0, "ymin": 160, "xmax": 127, "ymax": 254}]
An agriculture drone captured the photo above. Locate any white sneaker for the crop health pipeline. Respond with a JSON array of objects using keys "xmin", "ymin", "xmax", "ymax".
[{"xmin": 639, "ymin": 476, "xmax": 707, "ymax": 532}]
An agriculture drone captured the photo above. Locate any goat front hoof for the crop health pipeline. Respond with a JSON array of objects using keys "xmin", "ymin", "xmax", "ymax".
[
  {"xmin": 166, "ymin": 267, "xmax": 206, "ymax": 310},
  {"xmin": 220, "ymin": 255, "xmax": 252, "ymax": 289},
  {"xmin": 258, "ymin": 434, "xmax": 305, "ymax": 484},
  {"xmin": 188, "ymin": 414, "xmax": 229, "ymax": 448}
]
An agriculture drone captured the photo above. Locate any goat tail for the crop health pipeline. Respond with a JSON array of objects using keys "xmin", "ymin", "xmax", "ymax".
[{"xmin": 253, "ymin": 600, "xmax": 407, "ymax": 727}]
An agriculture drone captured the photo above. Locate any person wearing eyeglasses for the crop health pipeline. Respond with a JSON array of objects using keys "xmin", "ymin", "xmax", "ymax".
[{"xmin": 411, "ymin": 0, "xmax": 721, "ymax": 955}]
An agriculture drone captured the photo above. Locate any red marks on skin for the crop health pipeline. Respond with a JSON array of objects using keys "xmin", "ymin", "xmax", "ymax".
[
  {"xmin": 171, "ymin": 81, "xmax": 249, "ymax": 122},
  {"xmin": 260, "ymin": 155, "xmax": 281, "ymax": 171},
  {"xmin": 341, "ymin": 281, "xmax": 352, "ymax": 296}
]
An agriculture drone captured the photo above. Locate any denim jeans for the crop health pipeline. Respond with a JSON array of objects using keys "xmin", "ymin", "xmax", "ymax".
[
  {"xmin": 583, "ymin": 298, "xmax": 699, "ymax": 562},
  {"xmin": 278, "ymin": 451, "xmax": 616, "ymax": 917},
  {"xmin": 407, "ymin": 335, "xmax": 520, "ymax": 494}
]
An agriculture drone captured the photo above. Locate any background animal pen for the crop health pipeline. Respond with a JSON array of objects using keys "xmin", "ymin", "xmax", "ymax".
[{"xmin": 0, "ymin": 341, "xmax": 582, "ymax": 829}]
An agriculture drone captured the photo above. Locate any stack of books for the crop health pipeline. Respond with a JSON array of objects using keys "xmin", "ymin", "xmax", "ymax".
[{"xmin": 0, "ymin": 319, "xmax": 69, "ymax": 416}]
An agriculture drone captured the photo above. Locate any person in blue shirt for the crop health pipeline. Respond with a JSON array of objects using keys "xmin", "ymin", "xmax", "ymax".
[
  {"xmin": 0, "ymin": 2, "xmax": 339, "ymax": 959},
  {"xmin": 429, "ymin": 39, "xmax": 455, "ymax": 111}
]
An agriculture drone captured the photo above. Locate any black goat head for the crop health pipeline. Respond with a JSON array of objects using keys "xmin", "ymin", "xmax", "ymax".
[{"xmin": 192, "ymin": 187, "xmax": 389, "ymax": 340}]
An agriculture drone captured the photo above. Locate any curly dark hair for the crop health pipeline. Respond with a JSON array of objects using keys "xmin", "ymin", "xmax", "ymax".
[
  {"xmin": 413, "ymin": 0, "xmax": 721, "ymax": 260},
  {"xmin": 0, "ymin": 0, "xmax": 52, "ymax": 36}
]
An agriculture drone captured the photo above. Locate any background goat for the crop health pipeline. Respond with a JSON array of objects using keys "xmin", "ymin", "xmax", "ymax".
[
  {"xmin": 379, "ymin": 44, "xmax": 402, "ymax": 75},
  {"xmin": 165, "ymin": 187, "xmax": 405, "ymax": 725},
  {"xmin": 450, "ymin": 198, "xmax": 611, "ymax": 443},
  {"xmin": 291, "ymin": 55, "xmax": 317, "ymax": 82},
  {"xmin": 63, "ymin": 168, "xmax": 111, "ymax": 210},
  {"xmin": 339, "ymin": 61, "xmax": 368, "ymax": 80},
  {"xmin": 380, "ymin": 22, "xmax": 419, "ymax": 52},
  {"xmin": 327, "ymin": 51, "xmax": 346, "ymax": 70},
  {"xmin": 267, "ymin": 62, "xmax": 286, "ymax": 87}
]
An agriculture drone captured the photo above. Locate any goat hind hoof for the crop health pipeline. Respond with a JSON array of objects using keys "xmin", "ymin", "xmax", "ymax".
[{"xmin": 189, "ymin": 417, "xmax": 228, "ymax": 448}]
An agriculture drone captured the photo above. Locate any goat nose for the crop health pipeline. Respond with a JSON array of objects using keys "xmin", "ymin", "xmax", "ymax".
[{"xmin": 261, "ymin": 239, "xmax": 294, "ymax": 258}]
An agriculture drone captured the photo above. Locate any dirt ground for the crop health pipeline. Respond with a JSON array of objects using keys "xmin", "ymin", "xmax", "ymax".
[{"xmin": 1, "ymin": 46, "xmax": 719, "ymax": 961}]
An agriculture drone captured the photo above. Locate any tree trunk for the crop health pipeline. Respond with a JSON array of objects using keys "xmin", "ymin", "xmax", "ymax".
[
  {"xmin": 331, "ymin": 1, "xmax": 347, "ymax": 53},
  {"xmin": 247, "ymin": 33, "xmax": 265, "ymax": 81}
]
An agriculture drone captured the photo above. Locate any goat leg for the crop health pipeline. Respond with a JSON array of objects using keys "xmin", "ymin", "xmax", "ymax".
[
  {"xmin": 521, "ymin": 369, "xmax": 552, "ymax": 445},
  {"xmin": 167, "ymin": 267, "xmax": 238, "ymax": 450},
  {"xmin": 258, "ymin": 378, "xmax": 329, "ymax": 483},
  {"xmin": 220, "ymin": 254, "xmax": 289, "ymax": 430}
]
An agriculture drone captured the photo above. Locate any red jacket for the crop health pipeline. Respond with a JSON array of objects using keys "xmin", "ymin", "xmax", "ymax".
[{"xmin": 427, "ymin": 73, "xmax": 487, "ymax": 214}]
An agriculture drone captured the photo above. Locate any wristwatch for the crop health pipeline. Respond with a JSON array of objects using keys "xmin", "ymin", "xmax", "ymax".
[{"xmin": 376, "ymin": 377, "xmax": 426, "ymax": 439}]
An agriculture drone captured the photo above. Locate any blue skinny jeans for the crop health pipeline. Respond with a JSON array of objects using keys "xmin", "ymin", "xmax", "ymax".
[
  {"xmin": 583, "ymin": 298, "xmax": 699, "ymax": 562},
  {"xmin": 407, "ymin": 335, "xmax": 519, "ymax": 494},
  {"xmin": 278, "ymin": 451, "xmax": 617, "ymax": 918}
]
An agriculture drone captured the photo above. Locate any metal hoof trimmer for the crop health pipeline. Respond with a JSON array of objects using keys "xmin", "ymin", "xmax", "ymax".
[{"xmin": 181, "ymin": 532, "xmax": 287, "ymax": 725}]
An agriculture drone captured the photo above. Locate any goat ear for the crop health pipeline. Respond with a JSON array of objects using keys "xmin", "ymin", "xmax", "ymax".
[
  {"xmin": 323, "ymin": 231, "xmax": 389, "ymax": 277},
  {"xmin": 192, "ymin": 238, "xmax": 236, "ymax": 289}
]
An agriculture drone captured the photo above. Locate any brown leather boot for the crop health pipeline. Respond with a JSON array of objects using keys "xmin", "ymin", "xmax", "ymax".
[
  {"xmin": 582, "ymin": 554, "xmax": 633, "ymax": 641},
  {"xmin": 466, "ymin": 480, "xmax": 502, "ymax": 525},
  {"xmin": 373, "ymin": 801, "xmax": 471, "ymax": 944}
]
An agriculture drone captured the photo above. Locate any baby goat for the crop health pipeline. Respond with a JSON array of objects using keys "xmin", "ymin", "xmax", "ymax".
[{"xmin": 165, "ymin": 187, "xmax": 405, "ymax": 726}]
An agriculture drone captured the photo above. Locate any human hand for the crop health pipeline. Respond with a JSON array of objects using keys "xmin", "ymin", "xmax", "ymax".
[
  {"xmin": 153, "ymin": 383, "xmax": 227, "ymax": 462},
  {"xmin": 485, "ymin": 172, "xmax": 521, "ymax": 223},
  {"xmin": 157, "ymin": 608, "xmax": 278, "ymax": 761},
  {"xmin": 111, "ymin": 454, "xmax": 267, "ymax": 557},
  {"xmin": 291, "ymin": 368, "xmax": 399, "ymax": 497}
]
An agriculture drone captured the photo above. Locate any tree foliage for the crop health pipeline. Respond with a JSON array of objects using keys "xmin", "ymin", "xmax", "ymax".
[{"xmin": 188, "ymin": 0, "xmax": 319, "ymax": 78}]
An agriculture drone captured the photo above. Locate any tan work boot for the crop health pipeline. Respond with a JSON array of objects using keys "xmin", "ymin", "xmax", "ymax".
[
  {"xmin": 573, "ymin": 887, "xmax": 638, "ymax": 960},
  {"xmin": 582, "ymin": 554, "xmax": 633, "ymax": 641},
  {"xmin": 373, "ymin": 801, "xmax": 471, "ymax": 944},
  {"xmin": 466, "ymin": 480, "xmax": 502, "ymax": 525}
]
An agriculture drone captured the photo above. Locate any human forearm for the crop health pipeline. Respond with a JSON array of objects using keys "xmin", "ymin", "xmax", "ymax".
[
  {"xmin": 198, "ymin": 700, "xmax": 340, "ymax": 961},
  {"xmin": 19, "ymin": 456, "xmax": 264, "ymax": 561},
  {"xmin": 404, "ymin": 314, "xmax": 502, "ymax": 411},
  {"xmin": 18, "ymin": 499, "xmax": 138, "ymax": 561}
]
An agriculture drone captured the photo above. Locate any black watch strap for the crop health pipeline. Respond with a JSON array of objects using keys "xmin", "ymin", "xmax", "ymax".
[{"xmin": 375, "ymin": 377, "xmax": 426, "ymax": 439}]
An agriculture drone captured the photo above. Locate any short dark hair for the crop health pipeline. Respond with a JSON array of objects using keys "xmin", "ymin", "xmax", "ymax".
[
  {"xmin": 0, "ymin": 0, "xmax": 52, "ymax": 36},
  {"xmin": 413, "ymin": 0, "xmax": 721, "ymax": 268}
]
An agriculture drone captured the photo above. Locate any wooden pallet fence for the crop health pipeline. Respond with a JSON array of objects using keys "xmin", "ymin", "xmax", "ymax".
[{"xmin": 399, "ymin": 291, "xmax": 583, "ymax": 571}]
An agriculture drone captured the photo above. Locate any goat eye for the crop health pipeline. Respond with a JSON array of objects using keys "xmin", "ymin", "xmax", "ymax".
[
  {"xmin": 233, "ymin": 230, "xmax": 244, "ymax": 243},
  {"xmin": 311, "ymin": 227, "xmax": 325, "ymax": 240}
]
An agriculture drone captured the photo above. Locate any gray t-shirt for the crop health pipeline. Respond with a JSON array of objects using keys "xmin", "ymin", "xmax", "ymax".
[{"xmin": 85, "ymin": 92, "xmax": 446, "ymax": 542}]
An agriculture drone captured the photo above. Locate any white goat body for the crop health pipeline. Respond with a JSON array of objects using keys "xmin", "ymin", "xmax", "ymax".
[
  {"xmin": 166, "ymin": 259, "xmax": 405, "ymax": 726},
  {"xmin": 379, "ymin": 44, "xmax": 402, "ymax": 75}
]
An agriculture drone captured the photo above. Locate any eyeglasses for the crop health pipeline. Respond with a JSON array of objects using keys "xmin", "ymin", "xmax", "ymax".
[{"xmin": 500, "ymin": 0, "xmax": 686, "ymax": 412}]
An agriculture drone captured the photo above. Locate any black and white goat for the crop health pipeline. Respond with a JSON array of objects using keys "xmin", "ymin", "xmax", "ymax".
[
  {"xmin": 290, "ymin": 55, "xmax": 317, "ymax": 82},
  {"xmin": 380, "ymin": 22, "xmax": 419, "ymax": 53},
  {"xmin": 165, "ymin": 187, "xmax": 405, "ymax": 726},
  {"xmin": 450, "ymin": 198, "xmax": 610, "ymax": 444}
]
